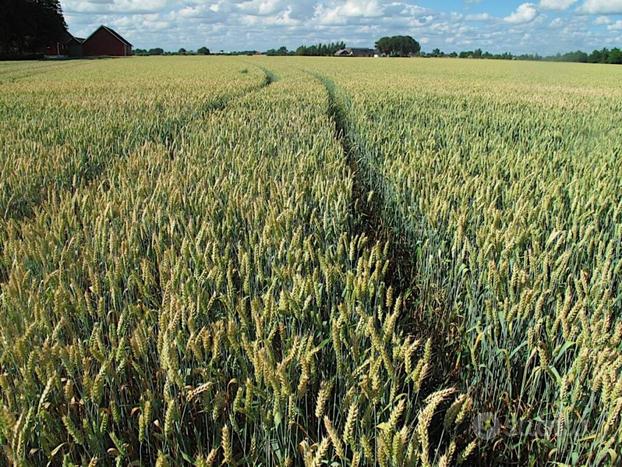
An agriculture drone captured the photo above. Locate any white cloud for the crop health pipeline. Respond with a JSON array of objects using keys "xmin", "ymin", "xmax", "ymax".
[
  {"xmin": 578, "ymin": 0, "xmax": 622, "ymax": 14},
  {"xmin": 539, "ymin": 0, "xmax": 577, "ymax": 10},
  {"xmin": 58, "ymin": 0, "xmax": 622, "ymax": 54},
  {"xmin": 317, "ymin": 0, "xmax": 384, "ymax": 25},
  {"xmin": 550, "ymin": 17, "xmax": 564, "ymax": 26},
  {"xmin": 237, "ymin": 0, "xmax": 285, "ymax": 16},
  {"xmin": 594, "ymin": 15, "xmax": 612, "ymax": 23},
  {"xmin": 504, "ymin": 3, "xmax": 539, "ymax": 24},
  {"xmin": 63, "ymin": 0, "xmax": 173, "ymax": 14},
  {"xmin": 465, "ymin": 13, "xmax": 493, "ymax": 21}
]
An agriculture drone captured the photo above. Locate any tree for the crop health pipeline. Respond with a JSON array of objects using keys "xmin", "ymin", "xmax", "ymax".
[
  {"xmin": 295, "ymin": 41, "xmax": 345, "ymax": 56},
  {"xmin": 555, "ymin": 50, "xmax": 588, "ymax": 63},
  {"xmin": 375, "ymin": 35, "xmax": 421, "ymax": 57},
  {"xmin": 178, "ymin": 48, "xmax": 187, "ymax": 55},
  {"xmin": 266, "ymin": 46, "xmax": 289, "ymax": 56},
  {"xmin": 588, "ymin": 48, "xmax": 605, "ymax": 63},
  {"xmin": 0, "ymin": 0, "xmax": 68, "ymax": 57},
  {"xmin": 148, "ymin": 48, "xmax": 164, "ymax": 55},
  {"xmin": 608, "ymin": 48, "xmax": 622, "ymax": 64},
  {"xmin": 197, "ymin": 46, "xmax": 210, "ymax": 55}
]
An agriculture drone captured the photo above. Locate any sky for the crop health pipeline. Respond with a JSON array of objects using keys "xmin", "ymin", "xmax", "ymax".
[{"xmin": 60, "ymin": 0, "xmax": 622, "ymax": 53}]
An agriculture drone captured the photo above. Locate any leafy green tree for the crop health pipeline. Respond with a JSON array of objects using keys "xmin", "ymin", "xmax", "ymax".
[
  {"xmin": 608, "ymin": 48, "xmax": 622, "ymax": 64},
  {"xmin": 197, "ymin": 46, "xmax": 210, "ymax": 55},
  {"xmin": 546, "ymin": 50, "xmax": 587, "ymax": 63},
  {"xmin": 375, "ymin": 36, "xmax": 420, "ymax": 57},
  {"xmin": 588, "ymin": 48, "xmax": 605, "ymax": 63},
  {"xmin": 148, "ymin": 48, "xmax": 164, "ymax": 56},
  {"xmin": 0, "ymin": 0, "xmax": 67, "ymax": 57},
  {"xmin": 266, "ymin": 46, "xmax": 290, "ymax": 56},
  {"xmin": 295, "ymin": 41, "xmax": 345, "ymax": 56}
]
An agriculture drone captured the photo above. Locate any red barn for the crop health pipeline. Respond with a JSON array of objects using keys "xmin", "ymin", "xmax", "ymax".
[
  {"xmin": 82, "ymin": 25, "xmax": 132, "ymax": 57},
  {"xmin": 43, "ymin": 31, "xmax": 84, "ymax": 57}
]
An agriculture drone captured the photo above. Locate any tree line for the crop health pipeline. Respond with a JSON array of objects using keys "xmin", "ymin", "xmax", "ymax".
[
  {"xmin": 423, "ymin": 47, "xmax": 622, "ymax": 64},
  {"xmin": 295, "ymin": 42, "xmax": 346, "ymax": 56},
  {"xmin": 0, "ymin": 0, "xmax": 66, "ymax": 58},
  {"xmin": 548, "ymin": 48, "xmax": 622, "ymax": 64},
  {"xmin": 264, "ymin": 37, "xmax": 421, "ymax": 57},
  {"xmin": 87, "ymin": 44, "xmax": 622, "ymax": 64},
  {"xmin": 58, "ymin": 40, "xmax": 622, "ymax": 64},
  {"xmin": 265, "ymin": 42, "xmax": 346, "ymax": 56},
  {"xmin": 133, "ymin": 47, "xmax": 211, "ymax": 56}
]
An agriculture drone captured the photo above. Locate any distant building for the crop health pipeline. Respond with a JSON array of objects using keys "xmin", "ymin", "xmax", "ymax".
[
  {"xmin": 82, "ymin": 26, "xmax": 133, "ymax": 57},
  {"xmin": 65, "ymin": 35, "xmax": 85, "ymax": 57},
  {"xmin": 44, "ymin": 31, "xmax": 84, "ymax": 57},
  {"xmin": 335, "ymin": 48, "xmax": 377, "ymax": 57},
  {"xmin": 44, "ymin": 25, "xmax": 132, "ymax": 58}
]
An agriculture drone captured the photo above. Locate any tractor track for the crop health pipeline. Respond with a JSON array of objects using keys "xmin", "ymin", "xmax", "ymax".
[{"xmin": 312, "ymin": 71, "xmax": 479, "ymax": 463}]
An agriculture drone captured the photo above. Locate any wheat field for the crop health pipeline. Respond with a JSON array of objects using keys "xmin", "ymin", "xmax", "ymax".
[{"xmin": 0, "ymin": 56, "xmax": 620, "ymax": 466}]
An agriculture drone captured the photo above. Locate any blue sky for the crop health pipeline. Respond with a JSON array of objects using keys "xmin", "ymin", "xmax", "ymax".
[{"xmin": 60, "ymin": 0, "xmax": 622, "ymax": 53}]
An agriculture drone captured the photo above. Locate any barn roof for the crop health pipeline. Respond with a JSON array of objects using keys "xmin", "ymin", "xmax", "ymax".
[
  {"xmin": 84, "ymin": 25, "xmax": 133, "ymax": 47},
  {"xmin": 58, "ymin": 30, "xmax": 80, "ymax": 44},
  {"xmin": 65, "ymin": 36, "xmax": 85, "ymax": 45}
]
